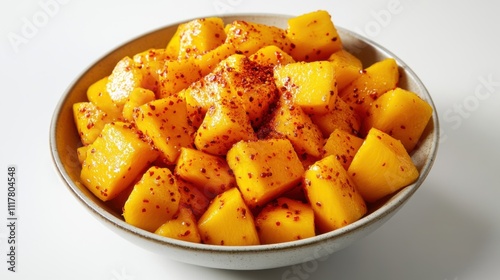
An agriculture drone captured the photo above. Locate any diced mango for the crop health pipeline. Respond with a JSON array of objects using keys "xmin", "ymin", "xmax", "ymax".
[
  {"xmin": 80, "ymin": 122, "xmax": 159, "ymax": 201},
  {"xmin": 274, "ymin": 61, "xmax": 337, "ymax": 115},
  {"xmin": 194, "ymin": 43, "xmax": 236, "ymax": 76},
  {"xmin": 348, "ymin": 128, "xmax": 419, "ymax": 202},
  {"xmin": 133, "ymin": 48, "xmax": 169, "ymax": 94},
  {"xmin": 178, "ymin": 17, "xmax": 226, "ymax": 59},
  {"xmin": 339, "ymin": 58, "xmax": 399, "ymax": 117},
  {"xmin": 286, "ymin": 10, "xmax": 342, "ymax": 62},
  {"xmin": 363, "ymin": 87, "xmax": 433, "ymax": 152},
  {"xmin": 175, "ymin": 147, "xmax": 236, "ymax": 197},
  {"xmin": 255, "ymin": 197, "xmax": 315, "ymax": 244},
  {"xmin": 176, "ymin": 178, "xmax": 210, "ymax": 219},
  {"xmin": 198, "ymin": 188, "xmax": 260, "ymax": 246},
  {"xmin": 157, "ymin": 59, "xmax": 202, "ymax": 98},
  {"xmin": 106, "ymin": 56, "xmax": 144, "ymax": 107},
  {"xmin": 328, "ymin": 49, "xmax": 363, "ymax": 91},
  {"xmin": 155, "ymin": 206, "xmax": 201, "ymax": 243},
  {"xmin": 185, "ymin": 54, "xmax": 278, "ymax": 128},
  {"xmin": 165, "ymin": 26, "xmax": 181, "ymax": 59},
  {"xmin": 225, "ymin": 20, "xmax": 293, "ymax": 56},
  {"xmin": 310, "ymin": 96, "xmax": 362, "ymax": 138},
  {"xmin": 249, "ymin": 45, "xmax": 295, "ymax": 67},
  {"xmin": 226, "ymin": 139, "xmax": 305, "ymax": 208},
  {"xmin": 134, "ymin": 96, "xmax": 195, "ymax": 164},
  {"xmin": 304, "ymin": 155, "xmax": 367, "ymax": 233},
  {"xmin": 123, "ymin": 166, "xmax": 181, "ymax": 232},
  {"xmin": 73, "ymin": 102, "xmax": 114, "ymax": 145},
  {"xmin": 86, "ymin": 76, "xmax": 122, "ymax": 120},
  {"xmin": 122, "ymin": 88, "xmax": 156, "ymax": 121},
  {"xmin": 194, "ymin": 98, "xmax": 257, "ymax": 156},
  {"xmin": 76, "ymin": 145, "xmax": 90, "ymax": 164},
  {"xmin": 263, "ymin": 101, "xmax": 324, "ymax": 158},
  {"xmin": 322, "ymin": 129, "xmax": 364, "ymax": 170}
]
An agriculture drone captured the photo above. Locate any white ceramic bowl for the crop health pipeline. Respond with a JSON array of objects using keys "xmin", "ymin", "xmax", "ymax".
[{"xmin": 50, "ymin": 14, "xmax": 439, "ymax": 270}]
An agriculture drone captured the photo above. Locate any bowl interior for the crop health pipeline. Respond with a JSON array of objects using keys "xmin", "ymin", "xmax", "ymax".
[{"xmin": 50, "ymin": 14, "xmax": 438, "ymax": 269}]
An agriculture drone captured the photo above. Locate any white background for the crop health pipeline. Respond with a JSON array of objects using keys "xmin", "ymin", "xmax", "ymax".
[{"xmin": 1, "ymin": 0, "xmax": 500, "ymax": 279}]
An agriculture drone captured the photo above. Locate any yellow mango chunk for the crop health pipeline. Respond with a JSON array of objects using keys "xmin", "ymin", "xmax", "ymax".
[
  {"xmin": 286, "ymin": 10, "xmax": 342, "ymax": 62},
  {"xmin": 249, "ymin": 45, "xmax": 296, "ymax": 67},
  {"xmin": 348, "ymin": 128, "xmax": 419, "ymax": 202},
  {"xmin": 310, "ymin": 96, "xmax": 361, "ymax": 138},
  {"xmin": 175, "ymin": 147, "xmax": 236, "ymax": 197},
  {"xmin": 80, "ymin": 122, "xmax": 159, "ymax": 201},
  {"xmin": 322, "ymin": 129, "xmax": 364, "ymax": 170},
  {"xmin": 363, "ymin": 87, "xmax": 433, "ymax": 152},
  {"xmin": 176, "ymin": 178, "xmax": 210, "ymax": 219},
  {"xmin": 195, "ymin": 98, "xmax": 257, "ymax": 156},
  {"xmin": 106, "ymin": 56, "xmax": 145, "ymax": 107},
  {"xmin": 133, "ymin": 48, "xmax": 170, "ymax": 94},
  {"xmin": 328, "ymin": 49, "xmax": 363, "ymax": 91},
  {"xmin": 339, "ymin": 58, "xmax": 399, "ymax": 117},
  {"xmin": 122, "ymin": 88, "xmax": 156, "ymax": 121},
  {"xmin": 73, "ymin": 102, "xmax": 114, "ymax": 145},
  {"xmin": 165, "ymin": 26, "xmax": 181, "ymax": 59},
  {"xmin": 225, "ymin": 20, "xmax": 293, "ymax": 56},
  {"xmin": 157, "ymin": 59, "xmax": 202, "ymax": 98},
  {"xmin": 178, "ymin": 17, "xmax": 226, "ymax": 59},
  {"xmin": 304, "ymin": 155, "xmax": 367, "ymax": 233},
  {"xmin": 226, "ymin": 139, "xmax": 305, "ymax": 208},
  {"xmin": 274, "ymin": 61, "xmax": 337, "ymax": 115},
  {"xmin": 198, "ymin": 187, "xmax": 260, "ymax": 246},
  {"xmin": 155, "ymin": 206, "xmax": 201, "ymax": 243},
  {"xmin": 185, "ymin": 54, "xmax": 278, "ymax": 128},
  {"xmin": 255, "ymin": 197, "xmax": 315, "ymax": 244},
  {"xmin": 86, "ymin": 76, "xmax": 122, "ymax": 120},
  {"xmin": 194, "ymin": 43, "xmax": 236, "ymax": 76},
  {"xmin": 263, "ymin": 102, "xmax": 324, "ymax": 158},
  {"xmin": 123, "ymin": 166, "xmax": 181, "ymax": 232},
  {"xmin": 76, "ymin": 145, "xmax": 90, "ymax": 164},
  {"xmin": 134, "ymin": 96, "xmax": 196, "ymax": 164}
]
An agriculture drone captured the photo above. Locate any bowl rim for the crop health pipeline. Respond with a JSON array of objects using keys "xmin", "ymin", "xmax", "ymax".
[{"xmin": 49, "ymin": 12, "xmax": 439, "ymax": 254}]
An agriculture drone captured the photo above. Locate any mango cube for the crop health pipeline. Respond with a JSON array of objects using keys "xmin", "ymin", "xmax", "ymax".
[
  {"xmin": 80, "ymin": 122, "xmax": 159, "ymax": 201},
  {"xmin": 134, "ymin": 95, "xmax": 195, "ymax": 164},
  {"xmin": 155, "ymin": 206, "xmax": 201, "ymax": 243},
  {"xmin": 310, "ymin": 96, "xmax": 362, "ymax": 138},
  {"xmin": 363, "ymin": 87, "xmax": 433, "ymax": 152},
  {"xmin": 328, "ymin": 49, "xmax": 363, "ymax": 91},
  {"xmin": 194, "ymin": 98, "xmax": 257, "ymax": 156},
  {"xmin": 274, "ymin": 61, "xmax": 337, "ymax": 115},
  {"xmin": 348, "ymin": 128, "xmax": 419, "ymax": 202},
  {"xmin": 249, "ymin": 45, "xmax": 296, "ymax": 67},
  {"xmin": 178, "ymin": 17, "xmax": 226, "ymax": 59},
  {"xmin": 73, "ymin": 102, "xmax": 113, "ymax": 145},
  {"xmin": 339, "ymin": 58, "xmax": 399, "ymax": 116},
  {"xmin": 304, "ymin": 155, "xmax": 367, "ymax": 233},
  {"xmin": 225, "ymin": 20, "xmax": 292, "ymax": 56},
  {"xmin": 123, "ymin": 166, "xmax": 181, "ymax": 232},
  {"xmin": 255, "ymin": 197, "xmax": 315, "ymax": 244},
  {"xmin": 286, "ymin": 10, "xmax": 342, "ymax": 61},
  {"xmin": 175, "ymin": 147, "xmax": 236, "ymax": 197},
  {"xmin": 322, "ymin": 129, "xmax": 364, "ymax": 170},
  {"xmin": 198, "ymin": 188, "xmax": 260, "ymax": 246},
  {"xmin": 226, "ymin": 139, "xmax": 305, "ymax": 208},
  {"xmin": 264, "ymin": 102, "xmax": 324, "ymax": 158}
]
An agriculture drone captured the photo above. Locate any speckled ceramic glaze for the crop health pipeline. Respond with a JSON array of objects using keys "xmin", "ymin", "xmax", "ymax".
[{"xmin": 50, "ymin": 14, "xmax": 439, "ymax": 270}]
